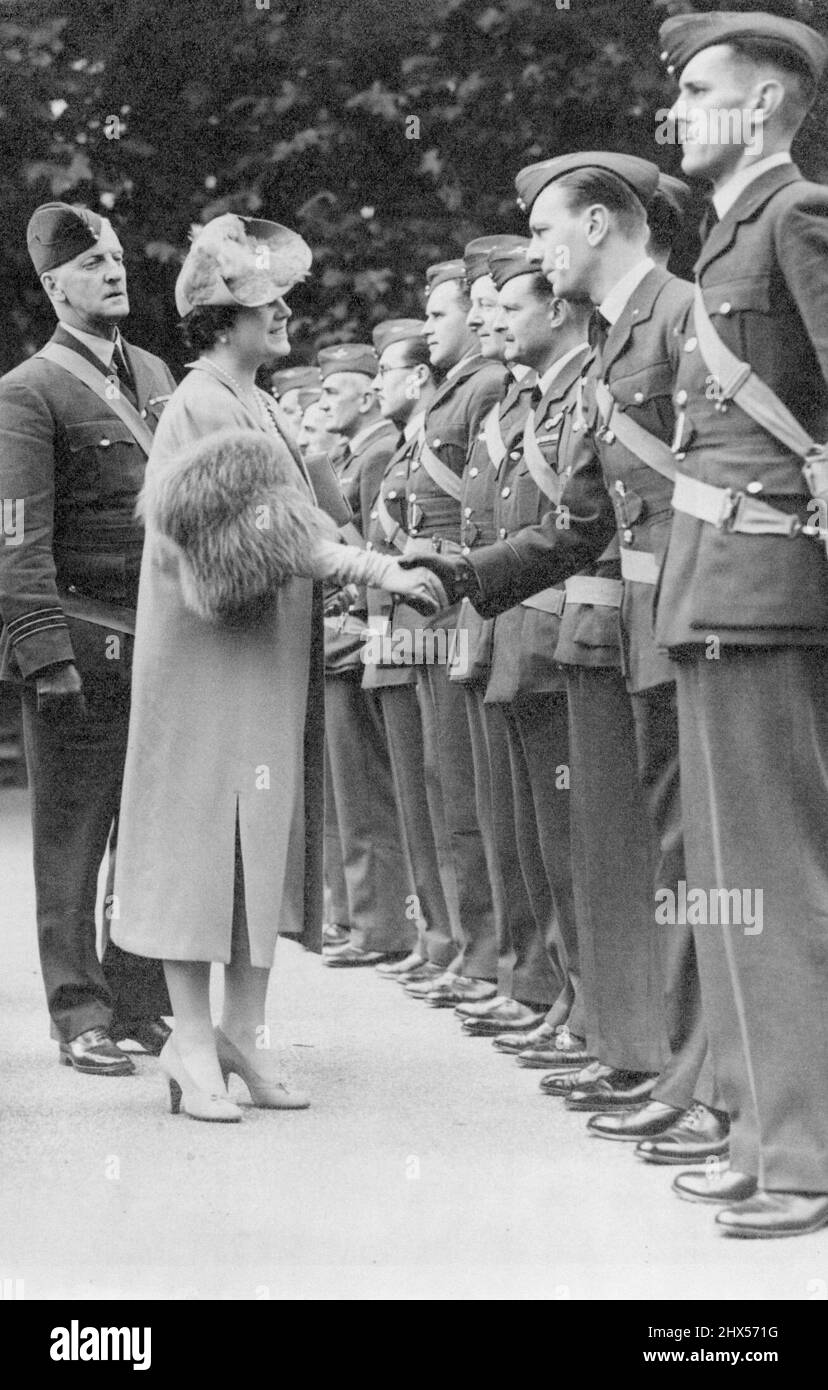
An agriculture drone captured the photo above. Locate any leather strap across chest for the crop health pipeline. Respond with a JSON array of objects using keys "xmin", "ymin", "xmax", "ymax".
[{"xmin": 37, "ymin": 342, "xmax": 156, "ymax": 456}]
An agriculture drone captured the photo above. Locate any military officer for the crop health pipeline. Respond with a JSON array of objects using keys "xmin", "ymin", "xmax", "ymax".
[
  {"xmin": 400, "ymin": 260, "xmax": 507, "ymax": 1006},
  {"xmin": 654, "ymin": 11, "xmax": 828, "ymax": 1237},
  {"xmin": 0, "ymin": 202, "xmax": 173, "ymax": 1073},
  {"xmin": 461, "ymin": 241, "xmax": 591, "ymax": 1045},
  {"xmin": 403, "ymin": 154, "xmax": 725, "ymax": 1142},
  {"xmin": 361, "ymin": 318, "xmax": 461, "ymax": 983},
  {"xmin": 317, "ymin": 342, "xmax": 415, "ymax": 966},
  {"xmin": 435, "ymin": 234, "xmax": 546, "ymax": 1024}
]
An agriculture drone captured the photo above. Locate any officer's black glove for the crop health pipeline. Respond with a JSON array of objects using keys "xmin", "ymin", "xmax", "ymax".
[
  {"xmin": 35, "ymin": 662, "xmax": 87, "ymax": 721},
  {"xmin": 397, "ymin": 552, "xmax": 479, "ymax": 607}
]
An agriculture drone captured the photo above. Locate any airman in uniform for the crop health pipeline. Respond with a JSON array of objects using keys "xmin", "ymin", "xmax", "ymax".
[{"xmin": 654, "ymin": 10, "xmax": 828, "ymax": 1237}]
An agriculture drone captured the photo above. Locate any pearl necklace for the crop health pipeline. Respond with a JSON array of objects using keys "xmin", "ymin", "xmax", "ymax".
[{"xmin": 206, "ymin": 358, "xmax": 278, "ymax": 434}]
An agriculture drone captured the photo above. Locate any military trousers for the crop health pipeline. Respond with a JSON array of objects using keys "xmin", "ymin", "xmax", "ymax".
[
  {"xmin": 417, "ymin": 664, "xmax": 498, "ymax": 981},
  {"xmin": 500, "ymin": 694, "xmax": 577, "ymax": 1020},
  {"xmin": 323, "ymin": 747, "xmax": 351, "ymax": 928},
  {"xmin": 675, "ymin": 647, "xmax": 828, "ymax": 1191},
  {"xmin": 379, "ymin": 683, "xmax": 458, "ymax": 968},
  {"xmin": 324, "ymin": 676, "xmax": 416, "ymax": 956},
  {"xmin": 20, "ymin": 684, "xmax": 170, "ymax": 1043}
]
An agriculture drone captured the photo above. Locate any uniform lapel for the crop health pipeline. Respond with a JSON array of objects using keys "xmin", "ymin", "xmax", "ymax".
[
  {"xmin": 600, "ymin": 267, "xmax": 668, "ymax": 378},
  {"xmin": 695, "ymin": 163, "xmax": 802, "ymax": 277}
]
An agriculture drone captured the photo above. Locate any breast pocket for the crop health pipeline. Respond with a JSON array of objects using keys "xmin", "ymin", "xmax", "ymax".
[{"xmin": 64, "ymin": 419, "xmax": 145, "ymax": 499}]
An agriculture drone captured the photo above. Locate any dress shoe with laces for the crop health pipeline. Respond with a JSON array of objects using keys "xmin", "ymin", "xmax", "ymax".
[
  {"xmin": 461, "ymin": 1000, "xmax": 546, "ymax": 1035},
  {"xmin": 635, "ymin": 1102, "xmax": 730, "ymax": 1164},
  {"xmin": 540, "ymin": 1060, "xmax": 612, "ymax": 1095},
  {"xmin": 110, "ymin": 1016, "xmax": 172, "ymax": 1056},
  {"xmin": 493, "ymin": 1021, "xmax": 557, "ymax": 1054},
  {"xmin": 426, "ymin": 977, "xmax": 498, "ymax": 1007},
  {"xmin": 376, "ymin": 951, "xmax": 425, "ymax": 978},
  {"xmin": 672, "ymin": 1167, "xmax": 757, "ymax": 1205},
  {"xmin": 324, "ymin": 944, "xmax": 403, "ymax": 968},
  {"xmin": 715, "ymin": 1191, "xmax": 828, "ymax": 1239},
  {"xmin": 565, "ymin": 1069, "xmax": 657, "ymax": 1112},
  {"xmin": 587, "ymin": 1099, "xmax": 684, "ymax": 1141},
  {"xmin": 516, "ymin": 1024, "xmax": 592, "ymax": 1069},
  {"xmin": 405, "ymin": 969, "xmax": 456, "ymax": 997},
  {"xmin": 59, "ymin": 1027, "xmax": 135, "ymax": 1076}
]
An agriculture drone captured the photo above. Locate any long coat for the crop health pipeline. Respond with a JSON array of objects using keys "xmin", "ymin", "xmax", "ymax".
[{"xmin": 111, "ymin": 360, "xmax": 324, "ymax": 966}]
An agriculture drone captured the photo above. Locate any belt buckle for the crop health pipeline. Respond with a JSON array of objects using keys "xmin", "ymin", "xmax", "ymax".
[{"xmin": 717, "ymin": 487, "xmax": 743, "ymax": 532}]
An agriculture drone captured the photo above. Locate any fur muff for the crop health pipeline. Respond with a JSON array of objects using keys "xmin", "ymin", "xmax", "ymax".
[{"xmin": 143, "ymin": 428, "xmax": 336, "ymax": 623}]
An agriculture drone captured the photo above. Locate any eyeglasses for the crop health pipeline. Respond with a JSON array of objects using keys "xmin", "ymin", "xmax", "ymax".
[{"xmin": 377, "ymin": 363, "xmax": 414, "ymax": 377}]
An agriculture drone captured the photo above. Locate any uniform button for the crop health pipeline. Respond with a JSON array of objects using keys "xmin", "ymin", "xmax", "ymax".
[
  {"xmin": 140, "ymin": 408, "xmax": 148, "ymax": 418},
  {"xmin": 719, "ymin": 301, "xmax": 732, "ymax": 315},
  {"xmin": 509, "ymin": 450, "xmax": 520, "ymax": 460},
  {"xmin": 411, "ymin": 460, "xmax": 420, "ymax": 471},
  {"xmin": 660, "ymin": 49, "xmax": 668, "ymax": 60},
  {"xmin": 498, "ymin": 528, "xmax": 507, "ymax": 539},
  {"xmin": 370, "ymin": 510, "xmax": 378, "ymax": 520},
  {"xmin": 614, "ymin": 479, "xmax": 626, "ymax": 496},
  {"xmin": 432, "ymin": 437, "xmax": 441, "ymax": 448},
  {"xmin": 603, "ymin": 429, "xmax": 615, "ymax": 444},
  {"xmin": 676, "ymin": 389, "xmax": 688, "ymax": 406},
  {"xmin": 387, "ymin": 490, "xmax": 397, "ymax": 500},
  {"xmin": 623, "ymin": 528, "xmax": 633, "ymax": 544},
  {"xmin": 409, "ymin": 493, "xmax": 417, "ymax": 502},
  {"xmin": 99, "ymin": 437, "xmax": 111, "ymax": 447},
  {"xmin": 634, "ymin": 391, "xmax": 644, "ymax": 403},
  {"xmin": 501, "ymin": 486, "xmax": 511, "ymax": 498},
  {"xmin": 685, "ymin": 337, "xmax": 697, "ymax": 353},
  {"xmin": 469, "ymin": 466, "xmax": 479, "ymax": 478},
  {"xmin": 746, "ymin": 481, "xmax": 763, "ymax": 495},
  {"xmin": 464, "ymin": 507, "xmax": 472, "ymax": 518},
  {"xmin": 461, "ymin": 545, "xmax": 470, "ymax": 556},
  {"xmin": 675, "ymin": 452, "xmax": 686, "ymax": 462}
]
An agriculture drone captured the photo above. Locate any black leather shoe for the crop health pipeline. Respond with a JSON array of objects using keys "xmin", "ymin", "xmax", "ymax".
[
  {"xmin": 516, "ymin": 1024, "xmax": 592, "ymax": 1069},
  {"xmin": 426, "ymin": 977, "xmax": 497, "ymax": 1007},
  {"xmin": 672, "ymin": 1167, "xmax": 757, "ymax": 1205},
  {"xmin": 110, "ymin": 1016, "xmax": 171, "ymax": 1056},
  {"xmin": 565, "ymin": 1069, "xmax": 657, "ymax": 1112},
  {"xmin": 587, "ymin": 1100, "xmax": 684, "ymax": 1141},
  {"xmin": 59, "ymin": 1027, "xmax": 135, "ymax": 1076},
  {"xmin": 540, "ymin": 1061, "xmax": 612, "ymax": 1096},
  {"xmin": 324, "ymin": 945, "xmax": 404, "ymax": 967},
  {"xmin": 493, "ymin": 1021, "xmax": 557, "ymax": 1054},
  {"xmin": 461, "ymin": 1000, "xmax": 545, "ymax": 1035},
  {"xmin": 635, "ymin": 1102, "xmax": 730, "ymax": 1165},
  {"xmin": 376, "ymin": 951, "xmax": 425, "ymax": 978},
  {"xmin": 716, "ymin": 1191, "xmax": 828, "ymax": 1239},
  {"xmin": 455, "ymin": 993, "xmax": 512, "ymax": 1019}
]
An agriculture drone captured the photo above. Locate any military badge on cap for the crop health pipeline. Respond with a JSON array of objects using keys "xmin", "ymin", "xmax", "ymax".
[
  {"xmin": 515, "ymin": 152, "xmax": 660, "ymax": 213},
  {"xmin": 487, "ymin": 239, "xmax": 534, "ymax": 291},
  {"xmin": 174, "ymin": 213, "xmax": 312, "ymax": 317},
  {"xmin": 317, "ymin": 343, "xmax": 379, "ymax": 379},
  {"xmin": 27, "ymin": 202, "xmax": 105, "ymax": 275},
  {"xmin": 659, "ymin": 11, "xmax": 828, "ymax": 85}
]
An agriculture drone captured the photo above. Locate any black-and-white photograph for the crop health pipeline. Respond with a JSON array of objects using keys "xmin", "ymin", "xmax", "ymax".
[{"xmin": 1, "ymin": 0, "xmax": 827, "ymax": 1330}]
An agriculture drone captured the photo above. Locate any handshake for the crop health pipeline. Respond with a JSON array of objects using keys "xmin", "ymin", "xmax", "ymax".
[{"xmin": 383, "ymin": 552, "xmax": 475, "ymax": 616}]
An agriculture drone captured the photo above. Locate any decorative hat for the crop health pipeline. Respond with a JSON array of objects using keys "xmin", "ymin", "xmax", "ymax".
[
  {"xmin": 658, "ymin": 11, "xmax": 827, "ymax": 84},
  {"xmin": 372, "ymin": 319, "xmax": 427, "ymax": 354},
  {"xmin": 317, "ymin": 343, "xmax": 379, "ymax": 379},
  {"xmin": 515, "ymin": 152, "xmax": 660, "ymax": 213},
  {"xmin": 175, "ymin": 213, "xmax": 312, "ymax": 317},
  {"xmin": 27, "ymin": 203, "xmax": 106, "ymax": 275},
  {"xmin": 463, "ymin": 235, "xmax": 528, "ymax": 285},
  {"xmin": 488, "ymin": 239, "xmax": 535, "ymax": 291}
]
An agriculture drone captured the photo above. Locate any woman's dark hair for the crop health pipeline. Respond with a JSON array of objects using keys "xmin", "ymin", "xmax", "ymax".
[{"xmin": 178, "ymin": 304, "xmax": 242, "ymax": 355}]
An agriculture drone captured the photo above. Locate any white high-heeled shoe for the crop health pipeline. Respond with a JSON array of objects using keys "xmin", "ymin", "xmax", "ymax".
[
  {"xmin": 214, "ymin": 1027, "xmax": 310, "ymax": 1109},
  {"xmin": 159, "ymin": 1036, "xmax": 242, "ymax": 1122}
]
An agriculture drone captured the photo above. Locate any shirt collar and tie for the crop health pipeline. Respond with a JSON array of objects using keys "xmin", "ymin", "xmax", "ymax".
[
  {"xmin": 711, "ymin": 151, "xmax": 793, "ymax": 221},
  {"xmin": 62, "ymin": 323, "xmax": 138, "ymax": 404}
]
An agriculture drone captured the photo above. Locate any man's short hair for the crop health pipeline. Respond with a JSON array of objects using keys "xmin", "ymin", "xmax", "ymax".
[
  {"xmin": 728, "ymin": 37, "xmax": 817, "ymax": 121},
  {"xmin": 554, "ymin": 170, "xmax": 649, "ymax": 239}
]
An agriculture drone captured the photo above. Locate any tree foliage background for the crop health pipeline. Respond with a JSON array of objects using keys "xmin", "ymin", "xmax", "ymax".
[{"xmin": 1, "ymin": 0, "xmax": 826, "ymax": 375}]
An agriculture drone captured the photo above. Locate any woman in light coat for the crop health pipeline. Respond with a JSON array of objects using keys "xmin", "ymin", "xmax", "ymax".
[{"xmin": 112, "ymin": 215, "xmax": 439, "ymax": 1120}]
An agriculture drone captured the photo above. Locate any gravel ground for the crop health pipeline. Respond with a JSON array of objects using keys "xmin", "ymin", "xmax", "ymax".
[{"xmin": 1, "ymin": 787, "xmax": 824, "ymax": 1301}]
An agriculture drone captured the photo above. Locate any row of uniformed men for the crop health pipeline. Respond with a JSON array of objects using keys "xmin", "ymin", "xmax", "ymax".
[{"xmin": 272, "ymin": 8, "xmax": 828, "ymax": 1241}]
